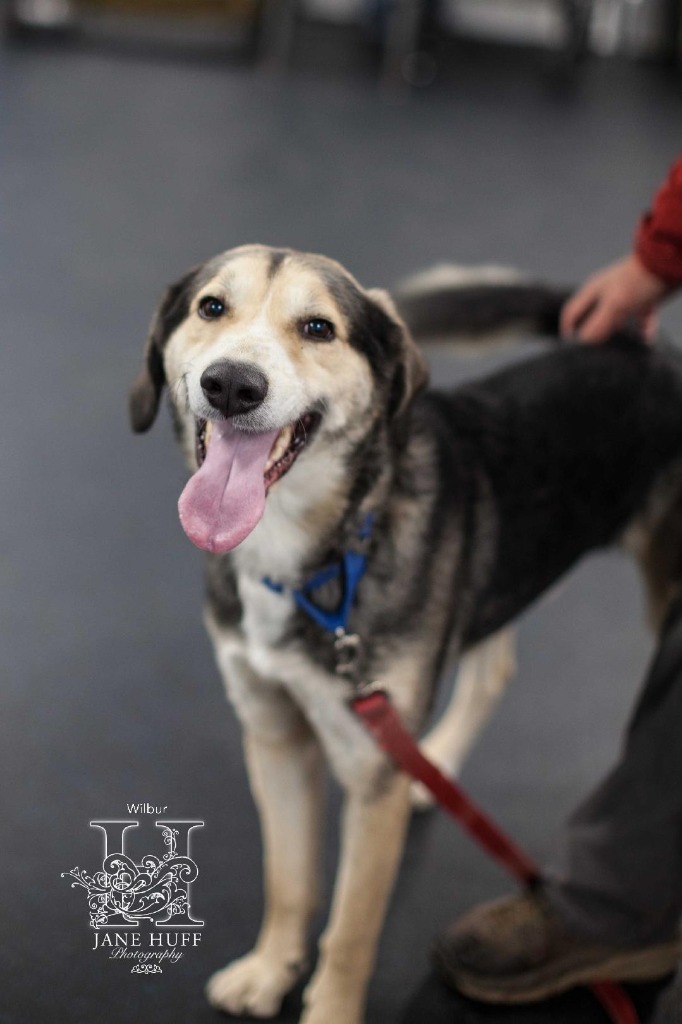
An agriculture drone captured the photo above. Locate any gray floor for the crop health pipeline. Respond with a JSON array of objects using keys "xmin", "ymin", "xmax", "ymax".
[{"xmin": 1, "ymin": 26, "xmax": 682, "ymax": 1024}]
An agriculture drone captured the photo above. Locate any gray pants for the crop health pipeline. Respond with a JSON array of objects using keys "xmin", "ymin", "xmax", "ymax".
[{"xmin": 545, "ymin": 593, "xmax": 682, "ymax": 947}]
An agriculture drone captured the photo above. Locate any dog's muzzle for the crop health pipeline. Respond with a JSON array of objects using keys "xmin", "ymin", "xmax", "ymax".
[{"xmin": 178, "ymin": 353, "xmax": 322, "ymax": 555}]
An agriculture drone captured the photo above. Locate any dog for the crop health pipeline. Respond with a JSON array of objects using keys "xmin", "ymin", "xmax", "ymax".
[{"xmin": 129, "ymin": 244, "xmax": 682, "ymax": 1024}]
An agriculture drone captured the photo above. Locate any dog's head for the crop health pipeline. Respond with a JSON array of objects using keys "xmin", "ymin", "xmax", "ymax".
[{"xmin": 130, "ymin": 245, "xmax": 427, "ymax": 555}]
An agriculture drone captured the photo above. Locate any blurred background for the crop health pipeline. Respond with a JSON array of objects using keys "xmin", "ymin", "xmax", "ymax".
[{"xmin": 1, "ymin": 3, "xmax": 681, "ymax": 1023}]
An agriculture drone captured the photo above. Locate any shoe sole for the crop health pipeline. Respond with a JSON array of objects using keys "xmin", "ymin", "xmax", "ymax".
[{"xmin": 435, "ymin": 940, "xmax": 681, "ymax": 1004}]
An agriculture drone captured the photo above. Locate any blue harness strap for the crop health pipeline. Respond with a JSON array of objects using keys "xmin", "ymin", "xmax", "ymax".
[{"xmin": 262, "ymin": 513, "xmax": 374, "ymax": 633}]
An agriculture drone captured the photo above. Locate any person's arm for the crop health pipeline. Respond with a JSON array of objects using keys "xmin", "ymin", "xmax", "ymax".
[
  {"xmin": 561, "ymin": 158, "xmax": 682, "ymax": 343},
  {"xmin": 635, "ymin": 158, "xmax": 682, "ymax": 285}
]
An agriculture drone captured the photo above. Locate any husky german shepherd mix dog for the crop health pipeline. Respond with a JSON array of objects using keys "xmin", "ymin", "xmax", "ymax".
[{"xmin": 130, "ymin": 245, "xmax": 682, "ymax": 1024}]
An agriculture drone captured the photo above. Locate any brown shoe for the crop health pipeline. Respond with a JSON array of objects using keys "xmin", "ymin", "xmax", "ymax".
[{"xmin": 433, "ymin": 891, "xmax": 680, "ymax": 1004}]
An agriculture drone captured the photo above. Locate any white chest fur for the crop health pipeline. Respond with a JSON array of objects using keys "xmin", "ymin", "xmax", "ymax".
[
  {"xmin": 236, "ymin": 573, "xmax": 297, "ymax": 681},
  {"xmin": 208, "ymin": 565, "xmax": 391, "ymax": 797}
]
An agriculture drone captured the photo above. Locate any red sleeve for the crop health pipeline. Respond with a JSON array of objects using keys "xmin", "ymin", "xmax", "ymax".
[{"xmin": 635, "ymin": 157, "xmax": 682, "ymax": 286}]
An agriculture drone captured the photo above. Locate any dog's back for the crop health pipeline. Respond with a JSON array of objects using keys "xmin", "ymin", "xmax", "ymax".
[{"xmin": 393, "ymin": 266, "xmax": 682, "ymax": 644}]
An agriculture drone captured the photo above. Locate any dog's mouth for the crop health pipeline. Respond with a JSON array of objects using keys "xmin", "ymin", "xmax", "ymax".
[
  {"xmin": 195, "ymin": 412, "xmax": 320, "ymax": 488},
  {"xmin": 178, "ymin": 412, "xmax": 321, "ymax": 555}
]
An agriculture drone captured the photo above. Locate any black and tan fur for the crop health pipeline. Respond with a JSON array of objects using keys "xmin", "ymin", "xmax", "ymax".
[{"xmin": 130, "ymin": 245, "xmax": 682, "ymax": 1024}]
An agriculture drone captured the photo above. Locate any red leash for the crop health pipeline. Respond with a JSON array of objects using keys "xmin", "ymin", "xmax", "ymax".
[{"xmin": 352, "ymin": 688, "xmax": 640, "ymax": 1024}]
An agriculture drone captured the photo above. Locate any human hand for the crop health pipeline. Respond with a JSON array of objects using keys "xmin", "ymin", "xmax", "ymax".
[{"xmin": 560, "ymin": 254, "xmax": 668, "ymax": 343}]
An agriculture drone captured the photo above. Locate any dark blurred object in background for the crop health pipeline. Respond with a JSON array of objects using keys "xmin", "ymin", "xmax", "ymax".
[
  {"xmin": 6, "ymin": 0, "xmax": 75, "ymax": 35},
  {"xmin": 3, "ymin": 0, "xmax": 262, "ymax": 60},
  {"xmin": 3, "ymin": 0, "xmax": 680, "ymax": 84}
]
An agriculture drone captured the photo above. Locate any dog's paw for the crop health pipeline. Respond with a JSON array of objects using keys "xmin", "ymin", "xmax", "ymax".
[
  {"xmin": 300, "ymin": 968, "xmax": 364, "ymax": 1024},
  {"xmin": 299, "ymin": 999, "xmax": 362, "ymax": 1024},
  {"xmin": 206, "ymin": 950, "xmax": 304, "ymax": 1018}
]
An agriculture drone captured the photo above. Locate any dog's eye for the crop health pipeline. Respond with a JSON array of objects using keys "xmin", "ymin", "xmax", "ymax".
[
  {"xmin": 302, "ymin": 318, "xmax": 335, "ymax": 342},
  {"xmin": 198, "ymin": 296, "xmax": 225, "ymax": 320}
]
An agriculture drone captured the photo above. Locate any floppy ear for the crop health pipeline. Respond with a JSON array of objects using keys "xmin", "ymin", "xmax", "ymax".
[
  {"xmin": 367, "ymin": 288, "xmax": 429, "ymax": 429},
  {"xmin": 129, "ymin": 269, "xmax": 198, "ymax": 434}
]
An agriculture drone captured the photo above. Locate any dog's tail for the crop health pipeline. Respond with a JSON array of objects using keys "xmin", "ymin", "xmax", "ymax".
[{"xmin": 392, "ymin": 264, "xmax": 571, "ymax": 346}]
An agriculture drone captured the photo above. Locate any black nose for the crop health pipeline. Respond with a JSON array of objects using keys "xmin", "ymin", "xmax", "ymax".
[{"xmin": 200, "ymin": 360, "xmax": 269, "ymax": 419}]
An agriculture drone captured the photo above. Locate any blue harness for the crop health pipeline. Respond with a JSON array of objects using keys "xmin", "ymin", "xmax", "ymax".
[{"xmin": 262, "ymin": 513, "xmax": 374, "ymax": 634}]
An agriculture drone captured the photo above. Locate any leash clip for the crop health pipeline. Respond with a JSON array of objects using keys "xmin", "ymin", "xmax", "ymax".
[
  {"xmin": 333, "ymin": 627, "xmax": 361, "ymax": 678},
  {"xmin": 348, "ymin": 679, "xmax": 386, "ymax": 704},
  {"xmin": 334, "ymin": 630, "xmax": 384, "ymax": 704}
]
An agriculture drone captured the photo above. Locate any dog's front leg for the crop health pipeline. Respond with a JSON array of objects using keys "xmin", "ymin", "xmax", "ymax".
[
  {"xmin": 412, "ymin": 628, "xmax": 516, "ymax": 809},
  {"xmin": 302, "ymin": 771, "xmax": 412, "ymax": 1024},
  {"xmin": 206, "ymin": 650, "xmax": 324, "ymax": 1019}
]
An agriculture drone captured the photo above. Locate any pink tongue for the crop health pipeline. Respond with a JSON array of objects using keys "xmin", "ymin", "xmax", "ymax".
[{"xmin": 178, "ymin": 421, "xmax": 279, "ymax": 554}]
